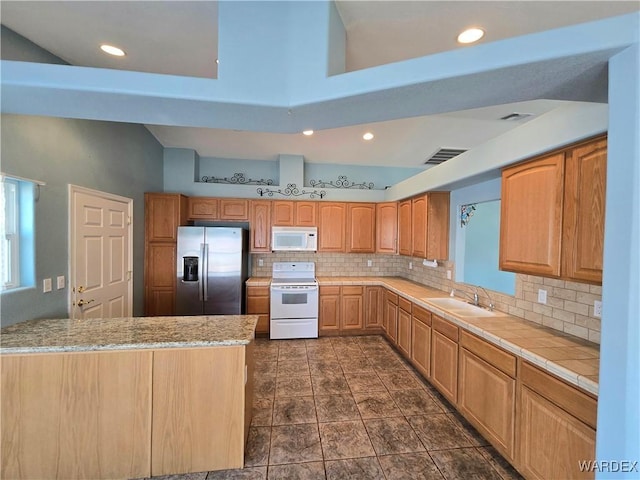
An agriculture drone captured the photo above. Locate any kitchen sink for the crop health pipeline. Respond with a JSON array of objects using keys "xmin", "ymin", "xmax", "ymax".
[{"xmin": 422, "ymin": 297, "xmax": 505, "ymax": 317}]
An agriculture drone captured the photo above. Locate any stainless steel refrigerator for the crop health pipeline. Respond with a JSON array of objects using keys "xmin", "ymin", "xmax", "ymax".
[{"xmin": 176, "ymin": 227, "xmax": 248, "ymax": 315}]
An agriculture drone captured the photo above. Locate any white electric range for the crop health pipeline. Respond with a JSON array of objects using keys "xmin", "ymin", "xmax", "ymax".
[{"xmin": 269, "ymin": 262, "xmax": 319, "ymax": 340}]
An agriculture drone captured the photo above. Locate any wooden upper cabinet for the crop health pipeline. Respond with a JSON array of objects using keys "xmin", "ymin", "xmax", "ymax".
[
  {"xmin": 188, "ymin": 197, "xmax": 218, "ymax": 220},
  {"xmin": 295, "ymin": 202, "xmax": 317, "ymax": 226},
  {"xmin": 272, "ymin": 201, "xmax": 316, "ymax": 226},
  {"xmin": 500, "ymin": 152, "xmax": 565, "ymax": 277},
  {"xmin": 318, "ymin": 202, "xmax": 346, "ymax": 252},
  {"xmin": 411, "ymin": 195, "xmax": 428, "ymax": 258},
  {"xmin": 188, "ymin": 197, "xmax": 248, "ymax": 221},
  {"xmin": 272, "ymin": 201, "xmax": 295, "ymax": 226},
  {"xmin": 145, "ymin": 193, "xmax": 188, "ymax": 242},
  {"xmin": 427, "ymin": 192, "xmax": 450, "ymax": 260},
  {"xmin": 219, "ymin": 199, "xmax": 249, "ymax": 220},
  {"xmin": 398, "ymin": 199, "xmax": 412, "ymax": 256},
  {"xmin": 376, "ymin": 202, "xmax": 398, "ymax": 254},
  {"xmin": 500, "ymin": 135, "xmax": 606, "ymax": 283},
  {"xmin": 562, "ymin": 138, "xmax": 607, "ymax": 284},
  {"xmin": 347, "ymin": 203, "xmax": 376, "ymax": 253},
  {"xmin": 249, "ymin": 200, "xmax": 271, "ymax": 252}
]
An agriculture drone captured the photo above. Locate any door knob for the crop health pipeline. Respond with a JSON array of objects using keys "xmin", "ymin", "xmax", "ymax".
[{"xmin": 75, "ymin": 299, "xmax": 95, "ymax": 307}]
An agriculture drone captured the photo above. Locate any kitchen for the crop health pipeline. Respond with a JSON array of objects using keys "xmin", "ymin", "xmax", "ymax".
[{"xmin": 1, "ymin": 2, "xmax": 639, "ymax": 479}]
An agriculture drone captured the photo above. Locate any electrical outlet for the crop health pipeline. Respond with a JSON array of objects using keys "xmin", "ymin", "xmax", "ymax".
[
  {"xmin": 258, "ymin": 258, "xmax": 264, "ymax": 267},
  {"xmin": 594, "ymin": 300, "xmax": 602, "ymax": 318},
  {"xmin": 367, "ymin": 259, "xmax": 373, "ymax": 267},
  {"xmin": 409, "ymin": 262, "xmax": 413, "ymax": 270},
  {"xmin": 56, "ymin": 276, "xmax": 65, "ymax": 289},
  {"xmin": 537, "ymin": 289, "xmax": 547, "ymax": 304},
  {"xmin": 446, "ymin": 270, "xmax": 452, "ymax": 280},
  {"xmin": 43, "ymin": 278, "xmax": 52, "ymax": 293}
]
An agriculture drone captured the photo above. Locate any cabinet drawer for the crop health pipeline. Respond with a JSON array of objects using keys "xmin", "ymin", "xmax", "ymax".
[
  {"xmin": 432, "ymin": 315, "xmax": 458, "ymax": 342},
  {"xmin": 342, "ymin": 286, "xmax": 364, "ymax": 295},
  {"xmin": 320, "ymin": 285, "xmax": 341, "ymax": 296},
  {"xmin": 521, "ymin": 361, "xmax": 597, "ymax": 429},
  {"xmin": 412, "ymin": 304, "xmax": 431, "ymax": 326},
  {"xmin": 398, "ymin": 296, "xmax": 412, "ymax": 313},
  {"xmin": 460, "ymin": 330, "xmax": 516, "ymax": 377},
  {"xmin": 385, "ymin": 290, "xmax": 398, "ymax": 305},
  {"xmin": 247, "ymin": 286, "xmax": 270, "ymax": 297}
]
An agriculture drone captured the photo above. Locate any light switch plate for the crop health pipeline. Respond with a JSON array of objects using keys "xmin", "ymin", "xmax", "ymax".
[
  {"xmin": 258, "ymin": 258, "xmax": 264, "ymax": 267},
  {"xmin": 446, "ymin": 270, "xmax": 452, "ymax": 280},
  {"xmin": 57, "ymin": 276, "xmax": 65, "ymax": 289},
  {"xmin": 43, "ymin": 278, "xmax": 52, "ymax": 293},
  {"xmin": 537, "ymin": 289, "xmax": 547, "ymax": 304},
  {"xmin": 367, "ymin": 259, "xmax": 373, "ymax": 267},
  {"xmin": 409, "ymin": 262, "xmax": 413, "ymax": 270}
]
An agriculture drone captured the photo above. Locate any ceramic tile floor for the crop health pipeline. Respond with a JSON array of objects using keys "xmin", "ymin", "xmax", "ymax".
[{"xmin": 152, "ymin": 335, "xmax": 523, "ymax": 480}]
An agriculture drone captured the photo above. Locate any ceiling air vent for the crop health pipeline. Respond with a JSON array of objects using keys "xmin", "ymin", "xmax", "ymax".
[
  {"xmin": 424, "ymin": 148, "xmax": 467, "ymax": 165},
  {"xmin": 499, "ymin": 112, "xmax": 534, "ymax": 121}
]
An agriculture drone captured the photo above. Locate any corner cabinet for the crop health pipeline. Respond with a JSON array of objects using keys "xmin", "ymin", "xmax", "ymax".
[
  {"xmin": 145, "ymin": 193, "xmax": 188, "ymax": 316},
  {"xmin": 500, "ymin": 135, "xmax": 606, "ymax": 284}
]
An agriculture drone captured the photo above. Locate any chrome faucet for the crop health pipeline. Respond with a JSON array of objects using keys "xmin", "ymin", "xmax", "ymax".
[
  {"xmin": 450, "ymin": 288, "xmax": 479, "ymax": 306},
  {"xmin": 475, "ymin": 285, "xmax": 495, "ymax": 311},
  {"xmin": 450, "ymin": 286, "xmax": 494, "ymax": 310}
]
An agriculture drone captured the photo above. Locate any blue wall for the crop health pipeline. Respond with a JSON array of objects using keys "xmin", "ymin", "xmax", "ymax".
[
  {"xmin": 0, "ymin": 28, "xmax": 164, "ymax": 326},
  {"xmin": 596, "ymin": 43, "xmax": 640, "ymax": 478}
]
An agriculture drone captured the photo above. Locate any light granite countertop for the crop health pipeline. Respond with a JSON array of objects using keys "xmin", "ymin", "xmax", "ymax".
[
  {"xmin": 247, "ymin": 276, "xmax": 599, "ymax": 395},
  {"xmin": 0, "ymin": 315, "xmax": 259, "ymax": 355}
]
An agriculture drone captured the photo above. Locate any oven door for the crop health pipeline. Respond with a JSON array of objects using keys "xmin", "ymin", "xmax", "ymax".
[{"xmin": 270, "ymin": 285, "xmax": 319, "ymax": 319}]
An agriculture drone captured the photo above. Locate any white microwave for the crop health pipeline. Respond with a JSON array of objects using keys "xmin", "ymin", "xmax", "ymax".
[{"xmin": 272, "ymin": 226, "xmax": 318, "ymax": 251}]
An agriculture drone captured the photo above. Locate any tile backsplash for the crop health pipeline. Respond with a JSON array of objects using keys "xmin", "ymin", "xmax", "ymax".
[{"xmin": 251, "ymin": 252, "xmax": 602, "ymax": 344}]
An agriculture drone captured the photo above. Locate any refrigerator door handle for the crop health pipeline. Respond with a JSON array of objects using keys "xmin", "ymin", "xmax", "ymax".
[{"xmin": 202, "ymin": 243, "xmax": 209, "ymax": 301}]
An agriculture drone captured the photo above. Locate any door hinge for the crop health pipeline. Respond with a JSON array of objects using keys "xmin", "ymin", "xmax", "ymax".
[
  {"xmin": 127, "ymin": 271, "xmax": 132, "ymax": 281},
  {"xmin": 127, "ymin": 215, "xmax": 132, "ymax": 225}
]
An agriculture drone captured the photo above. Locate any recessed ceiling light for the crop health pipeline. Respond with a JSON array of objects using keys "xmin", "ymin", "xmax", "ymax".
[
  {"xmin": 457, "ymin": 28, "xmax": 485, "ymax": 44},
  {"xmin": 363, "ymin": 132, "xmax": 374, "ymax": 141},
  {"xmin": 302, "ymin": 130, "xmax": 314, "ymax": 136},
  {"xmin": 100, "ymin": 44, "xmax": 126, "ymax": 57}
]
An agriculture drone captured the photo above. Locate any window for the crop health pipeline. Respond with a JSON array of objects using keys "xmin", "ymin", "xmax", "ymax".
[{"xmin": 1, "ymin": 176, "xmax": 35, "ymax": 291}]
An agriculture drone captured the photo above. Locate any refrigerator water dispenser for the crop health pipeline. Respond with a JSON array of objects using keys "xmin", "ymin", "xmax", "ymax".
[{"xmin": 183, "ymin": 256, "xmax": 199, "ymax": 282}]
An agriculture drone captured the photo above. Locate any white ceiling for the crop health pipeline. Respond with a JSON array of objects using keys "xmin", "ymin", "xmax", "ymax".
[{"xmin": 1, "ymin": 1, "xmax": 638, "ymax": 168}]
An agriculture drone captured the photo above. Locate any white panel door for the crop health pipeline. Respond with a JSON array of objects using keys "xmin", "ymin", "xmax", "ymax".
[{"xmin": 70, "ymin": 186, "xmax": 133, "ymax": 319}]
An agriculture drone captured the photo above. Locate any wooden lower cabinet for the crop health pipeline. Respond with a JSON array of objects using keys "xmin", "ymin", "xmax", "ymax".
[
  {"xmin": 246, "ymin": 285, "xmax": 270, "ymax": 335},
  {"xmin": 517, "ymin": 361, "xmax": 596, "ymax": 480},
  {"xmin": 384, "ymin": 290, "xmax": 399, "ymax": 344},
  {"xmin": 320, "ymin": 286, "xmax": 371, "ymax": 334},
  {"xmin": 410, "ymin": 304, "xmax": 431, "ymax": 378},
  {"xmin": 364, "ymin": 286, "xmax": 383, "ymax": 329},
  {"xmin": 458, "ymin": 331, "xmax": 516, "ymax": 461},
  {"xmin": 152, "ymin": 346, "xmax": 252, "ymax": 476},
  {"xmin": 341, "ymin": 286, "xmax": 364, "ymax": 330},
  {"xmin": 397, "ymin": 298, "xmax": 412, "ymax": 357},
  {"xmin": 430, "ymin": 315, "xmax": 459, "ymax": 404},
  {"xmin": 319, "ymin": 286, "xmax": 341, "ymax": 334},
  {"xmin": 1, "ymin": 351, "xmax": 153, "ymax": 480}
]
